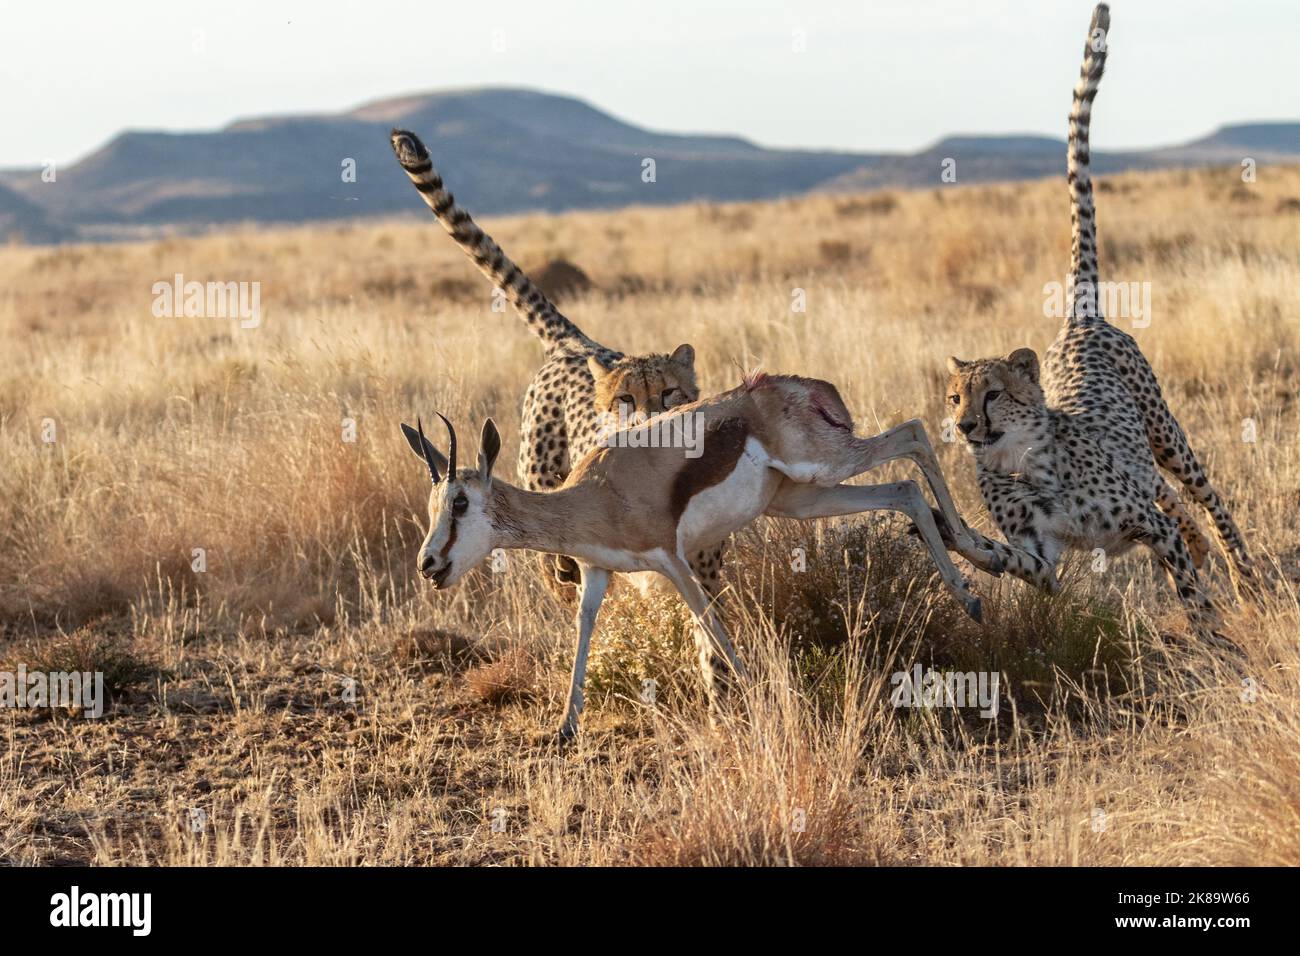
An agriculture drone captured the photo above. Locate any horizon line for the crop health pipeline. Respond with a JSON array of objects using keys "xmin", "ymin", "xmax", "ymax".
[{"xmin": 7, "ymin": 84, "xmax": 1299, "ymax": 173}]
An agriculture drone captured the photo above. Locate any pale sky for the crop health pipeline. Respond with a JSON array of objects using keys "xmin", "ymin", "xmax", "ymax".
[{"xmin": 1, "ymin": 0, "xmax": 1297, "ymax": 168}]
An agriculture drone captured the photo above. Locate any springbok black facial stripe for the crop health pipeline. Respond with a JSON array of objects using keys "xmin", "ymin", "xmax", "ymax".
[{"xmin": 440, "ymin": 517, "xmax": 458, "ymax": 560}]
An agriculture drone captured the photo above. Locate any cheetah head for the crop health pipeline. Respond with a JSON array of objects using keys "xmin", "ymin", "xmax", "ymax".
[
  {"xmin": 945, "ymin": 348, "xmax": 1047, "ymax": 456},
  {"xmin": 587, "ymin": 343, "xmax": 698, "ymax": 424}
]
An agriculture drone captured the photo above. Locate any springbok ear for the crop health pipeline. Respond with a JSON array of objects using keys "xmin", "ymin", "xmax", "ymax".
[
  {"xmin": 401, "ymin": 420, "xmax": 448, "ymax": 482},
  {"xmin": 478, "ymin": 418, "xmax": 501, "ymax": 479},
  {"xmin": 1007, "ymin": 348, "xmax": 1040, "ymax": 384},
  {"xmin": 670, "ymin": 343, "xmax": 695, "ymax": 368},
  {"xmin": 586, "ymin": 355, "xmax": 611, "ymax": 382},
  {"xmin": 946, "ymin": 356, "xmax": 969, "ymax": 375}
]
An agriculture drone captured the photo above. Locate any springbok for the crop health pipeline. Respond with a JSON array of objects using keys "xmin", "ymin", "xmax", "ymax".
[{"xmin": 402, "ymin": 373, "xmax": 1005, "ymax": 742}]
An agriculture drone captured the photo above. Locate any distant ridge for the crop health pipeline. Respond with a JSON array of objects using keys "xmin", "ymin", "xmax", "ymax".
[
  {"xmin": 1185, "ymin": 122, "xmax": 1300, "ymax": 153},
  {"xmin": 2, "ymin": 88, "xmax": 1298, "ymax": 244},
  {"xmin": 0, "ymin": 181, "xmax": 69, "ymax": 245}
]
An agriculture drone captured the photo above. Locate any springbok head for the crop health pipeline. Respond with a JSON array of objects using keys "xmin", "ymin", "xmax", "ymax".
[{"xmin": 400, "ymin": 415, "xmax": 501, "ymax": 589}]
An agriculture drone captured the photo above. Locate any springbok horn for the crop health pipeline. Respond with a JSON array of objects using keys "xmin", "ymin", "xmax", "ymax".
[
  {"xmin": 416, "ymin": 416, "xmax": 442, "ymax": 483},
  {"xmin": 437, "ymin": 412, "xmax": 457, "ymax": 475}
]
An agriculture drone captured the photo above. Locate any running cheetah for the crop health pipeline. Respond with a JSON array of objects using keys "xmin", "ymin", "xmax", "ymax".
[
  {"xmin": 389, "ymin": 129, "xmax": 728, "ymax": 597},
  {"xmin": 942, "ymin": 4, "xmax": 1253, "ymax": 642}
]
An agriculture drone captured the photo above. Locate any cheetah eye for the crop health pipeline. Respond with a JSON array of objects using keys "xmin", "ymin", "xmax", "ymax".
[
  {"xmin": 452, "ymin": 494, "xmax": 468, "ymax": 517},
  {"xmin": 985, "ymin": 390, "xmax": 1003, "ymax": 402},
  {"xmin": 616, "ymin": 394, "xmax": 635, "ymax": 407},
  {"xmin": 949, "ymin": 394, "xmax": 961, "ymax": 405},
  {"xmin": 662, "ymin": 387, "xmax": 681, "ymax": 405}
]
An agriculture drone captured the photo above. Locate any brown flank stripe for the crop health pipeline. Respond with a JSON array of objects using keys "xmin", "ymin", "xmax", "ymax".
[{"xmin": 670, "ymin": 418, "xmax": 750, "ymax": 522}]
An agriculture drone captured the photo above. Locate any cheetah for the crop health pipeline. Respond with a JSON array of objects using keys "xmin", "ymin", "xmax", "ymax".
[
  {"xmin": 389, "ymin": 129, "xmax": 728, "ymax": 598},
  {"xmin": 942, "ymin": 3, "xmax": 1253, "ymax": 643}
]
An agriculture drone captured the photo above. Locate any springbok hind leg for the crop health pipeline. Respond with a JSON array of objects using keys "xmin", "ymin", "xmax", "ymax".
[
  {"xmin": 832, "ymin": 419, "xmax": 1003, "ymax": 574},
  {"xmin": 766, "ymin": 479, "xmax": 985, "ymax": 622}
]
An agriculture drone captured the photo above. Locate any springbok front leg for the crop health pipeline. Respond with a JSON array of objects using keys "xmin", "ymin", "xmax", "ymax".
[
  {"xmin": 766, "ymin": 479, "xmax": 985, "ymax": 622},
  {"xmin": 557, "ymin": 563, "xmax": 610, "ymax": 743},
  {"xmin": 820, "ymin": 419, "xmax": 1002, "ymax": 573},
  {"xmin": 657, "ymin": 554, "xmax": 746, "ymax": 713}
]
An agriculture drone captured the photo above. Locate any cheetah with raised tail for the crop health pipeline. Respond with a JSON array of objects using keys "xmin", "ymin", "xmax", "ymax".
[
  {"xmin": 942, "ymin": 4, "xmax": 1254, "ymax": 643},
  {"xmin": 389, "ymin": 129, "xmax": 727, "ymax": 597}
]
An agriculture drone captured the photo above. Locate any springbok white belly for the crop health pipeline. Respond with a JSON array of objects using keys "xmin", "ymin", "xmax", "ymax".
[
  {"xmin": 676, "ymin": 437, "xmax": 781, "ymax": 553},
  {"xmin": 568, "ymin": 544, "xmax": 669, "ymax": 574}
]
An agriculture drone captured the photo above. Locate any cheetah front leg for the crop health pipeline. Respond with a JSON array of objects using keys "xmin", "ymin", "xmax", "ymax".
[
  {"xmin": 925, "ymin": 510, "xmax": 1056, "ymax": 589},
  {"xmin": 685, "ymin": 540, "xmax": 737, "ymax": 698},
  {"xmin": 519, "ymin": 386, "xmax": 583, "ymax": 602},
  {"xmin": 980, "ymin": 531, "xmax": 1062, "ymax": 594},
  {"xmin": 968, "ymin": 478, "xmax": 1065, "ymax": 593},
  {"xmin": 688, "ymin": 541, "xmax": 728, "ymax": 602}
]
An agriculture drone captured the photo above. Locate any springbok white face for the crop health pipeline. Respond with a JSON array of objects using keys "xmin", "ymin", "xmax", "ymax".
[{"xmin": 400, "ymin": 415, "xmax": 501, "ymax": 590}]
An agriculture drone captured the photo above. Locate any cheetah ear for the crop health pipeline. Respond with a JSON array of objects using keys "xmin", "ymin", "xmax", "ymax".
[
  {"xmin": 946, "ymin": 356, "xmax": 969, "ymax": 375},
  {"xmin": 477, "ymin": 418, "xmax": 501, "ymax": 480},
  {"xmin": 586, "ymin": 355, "xmax": 612, "ymax": 382},
  {"xmin": 670, "ymin": 343, "xmax": 695, "ymax": 369},
  {"xmin": 1007, "ymin": 348, "xmax": 1040, "ymax": 384}
]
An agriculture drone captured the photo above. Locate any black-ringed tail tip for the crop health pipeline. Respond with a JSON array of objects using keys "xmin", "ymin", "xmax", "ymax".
[{"xmin": 389, "ymin": 128, "xmax": 429, "ymax": 167}]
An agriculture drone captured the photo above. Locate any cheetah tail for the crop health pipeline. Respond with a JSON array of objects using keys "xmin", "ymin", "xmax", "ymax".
[
  {"xmin": 1066, "ymin": 3, "xmax": 1109, "ymax": 325},
  {"xmin": 389, "ymin": 128, "xmax": 591, "ymax": 354}
]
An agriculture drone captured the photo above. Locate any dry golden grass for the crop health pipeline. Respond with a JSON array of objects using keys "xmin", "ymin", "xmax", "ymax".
[{"xmin": 3, "ymin": 163, "xmax": 1300, "ymax": 865}]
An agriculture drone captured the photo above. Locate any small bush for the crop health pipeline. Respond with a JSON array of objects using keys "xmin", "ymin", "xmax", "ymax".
[
  {"xmin": 7, "ymin": 625, "xmax": 161, "ymax": 706},
  {"xmin": 835, "ymin": 193, "xmax": 898, "ymax": 217},
  {"xmin": 465, "ymin": 645, "xmax": 541, "ymax": 707},
  {"xmin": 818, "ymin": 240, "xmax": 853, "ymax": 264},
  {"xmin": 583, "ymin": 591, "xmax": 696, "ymax": 708},
  {"xmin": 393, "ymin": 627, "xmax": 476, "ymax": 672}
]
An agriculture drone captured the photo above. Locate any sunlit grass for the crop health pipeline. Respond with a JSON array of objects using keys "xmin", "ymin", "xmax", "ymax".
[{"xmin": 1, "ymin": 162, "xmax": 1298, "ymax": 864}]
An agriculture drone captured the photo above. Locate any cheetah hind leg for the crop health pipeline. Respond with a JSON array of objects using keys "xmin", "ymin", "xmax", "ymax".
[
  {"xmin": 1155, "ymin": 479, "xmax": 1210, "ymax": 570},
  {"xmin": 1133, "ymin": 508, "xmax": 1240, "ymax": 656},
  {"xmin": 1143, "ymin": 399, "xmax": 1256, "ymax": 599}
]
